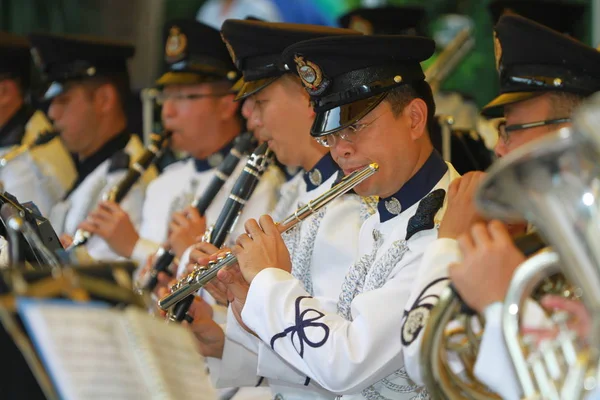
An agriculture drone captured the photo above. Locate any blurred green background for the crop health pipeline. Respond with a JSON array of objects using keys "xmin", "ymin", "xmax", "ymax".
[{"xmin": 0, "ymin": 0, "xmax": 593, "ymax": 108}]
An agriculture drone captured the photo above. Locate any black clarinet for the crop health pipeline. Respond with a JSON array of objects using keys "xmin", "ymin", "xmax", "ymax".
[
  {"xmin": 171, "ymin": 142, "xmax": 274, "ymax": 322},
  {"xmin": 143, "ymin": 132, "xmax": 257, "ymax": 291},
  {"xmin": 109, "ymin": 131, "xmax": 173, "ymax": 204},
  {"xmin": 67, "ymin": 131, "xmax": 173, "ymax": 250}
]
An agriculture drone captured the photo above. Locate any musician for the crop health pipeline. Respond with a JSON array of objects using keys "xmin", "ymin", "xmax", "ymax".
[
  {"xmin": 80, "ymin": 19, "xmax": 282, "ymax": 272},
  {"xmin": 27, "ymin": 34, "xmax": 155, "ymax": 261},
  {"xmin": 182, "ymin": 20, "xmax": 368, "ymax": 399},
  {"xmin": 0, "ymin": 32, "xmax": 76, "ymax": 217},
  {"xmin": 192, "ymin": 33, "xmax": 463, "ymax": 398},
  {"xmin": 413, "ymin": 15, "xmax": 600, "ymax": 398},
  {"xmin": 337, "ymin": 5, "xmax": 495, "ymax": 174}
]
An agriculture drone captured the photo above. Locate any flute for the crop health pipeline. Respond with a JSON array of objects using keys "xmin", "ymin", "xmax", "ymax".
[{"xmin": 158, "ymin": 162, "xmax": 379, "ymax": 319}]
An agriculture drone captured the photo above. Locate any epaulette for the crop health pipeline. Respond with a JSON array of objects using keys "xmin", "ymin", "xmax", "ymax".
[{"xmin": 108, "ymin": 150, "xmax": 130, "ymax": 173}]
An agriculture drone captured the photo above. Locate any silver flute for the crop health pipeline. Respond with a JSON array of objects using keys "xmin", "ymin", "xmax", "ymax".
[{"xmin": 158, "ymin": 162, "xmax": 379, "ymax": 311}]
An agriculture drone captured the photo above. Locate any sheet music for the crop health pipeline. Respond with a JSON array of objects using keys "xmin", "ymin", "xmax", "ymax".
[
  {"xmin": 18, "ymin": 299, "xmax": 217, "ymax": 400},
  {"xmin": 124, "ymin": 308, "xmax": 216, "ymax": 400},
  {"xmin": 18, "ymin": 299, "xmax": 151, "ymax": 400}
]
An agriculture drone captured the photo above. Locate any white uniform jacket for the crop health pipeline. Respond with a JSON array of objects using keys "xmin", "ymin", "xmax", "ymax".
[
  {"xmin": 131, "ymin": 140, "xmax": 283, "ymax": 268},
  {"xmin": 219, "ymin": 152, "xmax": 460, "ymax": 399},
  {"xmin": 0, "ymin": 107, "xmax": 76, "ymax": 216},
  {"xmin": 403, "ymin": 235, "xmax": 552, "ymax": 399},
  {"xmin": 49, "ymin": 133, "xmax": 154, "ymax": 261},
  {"xmin": 208, "ymin": 152, "xmax": 371, "ymax": 400}
]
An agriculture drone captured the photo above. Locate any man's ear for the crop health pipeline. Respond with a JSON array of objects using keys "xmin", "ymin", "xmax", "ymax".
[
  {"xmin": 0, "ymin": 80, "xmax": 20, "ymax": 107},
  {"xmin": 94, "ymin": 83, "xmax": 119, "ymax": 113},
  {"xmin": 407, "ymin": 97, "xmax": 428, "ymax": 140},
  {"xmin": 298, "ymin": 86, "xmax": 315, "ymax": 119},
  {"xmin": 218, "ymin": 93, "xmax": 239, "ymax": 121}
]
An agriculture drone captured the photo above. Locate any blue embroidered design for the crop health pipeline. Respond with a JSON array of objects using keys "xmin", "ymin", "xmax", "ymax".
[
  {"xmin": 401, "ymin": 277, "xmax": 449, "ymax": 346},
  {"xmin": 337, "ymin": 229, "xmax": 384, "ymax": 320},
  {"xmin": 288, "ymin": 206, "xmax": 327, "ymax": 295},
  {"xmin": 270, "ymin": 296, "xmax": 330, "ymax": 358},
  {"xmin": 361, "ymin": 367, "xmax": 429, "ymax": 399}
]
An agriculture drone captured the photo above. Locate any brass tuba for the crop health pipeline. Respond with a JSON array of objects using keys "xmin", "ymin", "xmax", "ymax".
[
  {"xmin": 420, "ymin": 93, "xmax": 600, "ymax": 399},
  {"xmin": 474, "ymin": 93, "xmax": 600, "ymax": 399}
]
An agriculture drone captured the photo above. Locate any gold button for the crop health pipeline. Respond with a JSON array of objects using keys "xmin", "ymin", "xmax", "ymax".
[{"xmin": 394, "ymin": 75, "xmax": 403, "ymax": 83}]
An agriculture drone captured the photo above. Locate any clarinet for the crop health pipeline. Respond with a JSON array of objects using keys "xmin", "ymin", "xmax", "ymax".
[
  {"xmin": 143, "ymin": 131, "xmax": 257, "ymax": 291},
  {"xmin": 169, "ymin": 142, "xmax": 275, "ymax": 322},
  {"xmin": 159, "ymin": 162, "xmax": 380, "ymax": 322},
  {"xmin": 0, "ymin": 130, "xmax": 59, "ymax": 167},
  {"xmin": 67, "ymin": 131, "xmax": 172, "ymax": 250}
]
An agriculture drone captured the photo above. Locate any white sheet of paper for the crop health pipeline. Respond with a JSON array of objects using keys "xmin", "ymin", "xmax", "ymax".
[{"xmin": 18, "ymin": 299, "xmax": 216, "ymax": 400}]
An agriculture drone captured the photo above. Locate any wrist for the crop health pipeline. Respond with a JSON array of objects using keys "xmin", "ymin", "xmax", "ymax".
[
  {"xmin": 474, "ymin": 295, "xmax": 504, "ymax": 314},
  {"xmin": 123, "ymin": 232, "xmax": 140, "ymax": 258}
]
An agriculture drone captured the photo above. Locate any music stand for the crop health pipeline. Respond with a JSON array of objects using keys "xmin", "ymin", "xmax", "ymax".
[{"xmin": 0, "ymin": 261, "xmax": 147, "ymax": 400}]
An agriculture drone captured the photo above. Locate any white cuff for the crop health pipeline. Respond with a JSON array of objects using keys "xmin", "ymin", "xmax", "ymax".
[
  {"xmin": 475, "ymin": 302, "xmax": 522, "ymax": 400},
  {"xmin": 131, "ymin": 238, "xmax": 160, "ymax": 268},
  {"xmin": 257, "ymin": 341, "xmax": 308, "ymax": 386},
  {"xmin": 242, "ymin": 268, "xmax": 294, "ymax": 332},
  {"xmin": 177, "ymin": 244, "xmax": 195, "ymax": 278}
]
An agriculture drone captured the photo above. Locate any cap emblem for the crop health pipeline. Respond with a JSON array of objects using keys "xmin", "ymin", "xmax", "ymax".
[
  {"xmin": 294, "ymin": 55, "xmax": 330, "ymax": 96},
  {"xmin": 221, "ymin": 33, "xmax": 237, "ymax": 64},
  {"xmin": 493, "ymin": 31, "xmax": 503, "ymax": 73},
  {"xmin": 166, "ymin": 26, "xmax": 187, "ymax": 62},
  {"xmin": 349, "ymin": 15, "xmax": 374, "ymax": 35},
  {"xmin": 30, "ymin": 47, "xmax": 43, "ymax": 70}
]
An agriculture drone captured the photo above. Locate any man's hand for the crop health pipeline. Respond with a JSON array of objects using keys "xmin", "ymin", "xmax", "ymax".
[
  {"xmin": 185, "ymin": 242, "xmax": 229, "ymax": 306},
  {"xmin": 449, "ymin": 220, "xmax": 525, "ymax": 314},
  {"xmin": 438, "ymin": 172, "xmax": 487, "ymax": 239},
  {"xmin": 77, "ymin": 201, "xmax": 139, "ymax": 257},
  {"xmin": 183, "ymin": 297, "xmax": 226, "ymax": 358},
  {"xmin": 232, "ymin": 215, "xmax": 292, "ymax": 284},
  {"xmin": 216, "ymin": 265, "xmax": 256, "ymax": 334},
  {"xmin": 167, "ymin": 206, "xmax": 207, "ymax": 258},
  {"xmin": 186, "ymin": 242, "xmax": 220, "ymax": 274},
  {"xmin": 59, "ymin": 234, "xmax": 73, "ymax": 248},
  {"xmin": 522, "ymin": 295, "xmax": 591, "ymax": 343}
]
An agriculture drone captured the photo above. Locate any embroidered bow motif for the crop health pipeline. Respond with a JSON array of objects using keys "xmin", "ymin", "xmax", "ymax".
[
  {"xmin": 405, "ymin": 188, "xmax": 446, "ymax": 240},
  {"xmin": 270, "ymin": 296, "xmax": 330, "ymax": 358}
]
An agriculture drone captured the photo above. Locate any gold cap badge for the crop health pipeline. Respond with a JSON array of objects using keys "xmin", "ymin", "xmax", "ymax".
[
  {"xmin": 221, "ymin": 33, "xmax": 236, "ymax": 64},
  {"xmin": 493, "ymin": 31, "xmax": 503, "ymax": 73},
  {"xmin": 30, "ymin": 47, "xmax": 43, "ymax": 69},
  {"xmin": 349, "ymin": 15, "xmax": 373, "ymax": 35},
  {"xmin": 166, "ymin": 26, "xmax": 187, "ymax": 62},
  {"xmin": 294, "ymin": 55, "xmax": 329, "ymax": 95}
]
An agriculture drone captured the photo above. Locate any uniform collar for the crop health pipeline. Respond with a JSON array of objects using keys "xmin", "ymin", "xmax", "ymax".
[
  {"xmin": 303, "ymin": 152, "xmax": 339, "ymax": 191},
  {"xmin": 0, "ymin": 105, "xmax": 34, "ymax": 148},
  {"xmin": 377, "ymin": 150, "xmax": 447, "ymax": 223},
  {"xmin": 193, "ymin": 138, "xmax": 235, "ymax": 172},
  {"xmin": 64, "ymin": 131, "xmax": 131, "ymax": 199}
]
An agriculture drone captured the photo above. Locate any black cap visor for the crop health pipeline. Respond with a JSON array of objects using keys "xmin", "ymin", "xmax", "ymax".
[
  {"xmin": 311, "ymin": 92, "xmax": 387, "ymax": 137},
  {"xmin": 482, "ymin": 91, "xmax": 541, "ymax": 118},
  {"xmin": 234, "ymin": 76, "xmax": 279, "ymax": 101},
  {"xmin": 42, "ymin": 81, "xmax": 67, "ymax": 101},
  {"xmin": 156, "ymin": 71, "xmax": 232, "ymax": 86}
]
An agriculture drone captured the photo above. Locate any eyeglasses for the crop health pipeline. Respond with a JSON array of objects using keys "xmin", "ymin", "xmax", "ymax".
[
  {"xmin": 498, "ymin": 117, "xmax": 571, "ymax": 143},
  {"xmin": 156, "ymin": 92, "xmax": 229, "ymax": 105},
  {"xmin": 315, "ymin": 110, "xmax": 389, "ymax": 148}
]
